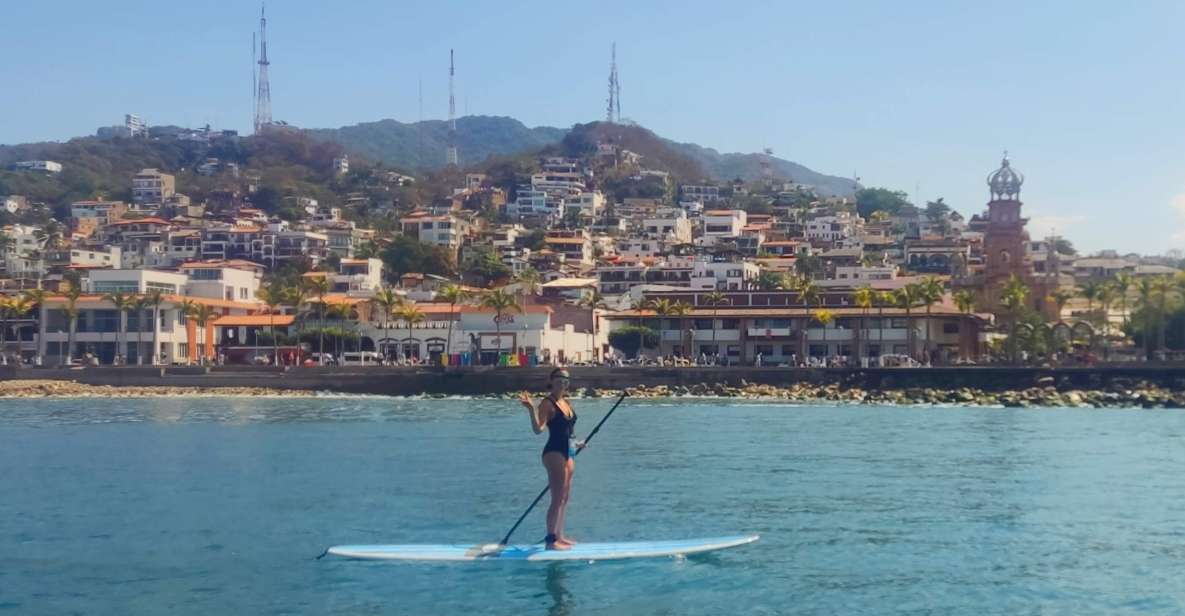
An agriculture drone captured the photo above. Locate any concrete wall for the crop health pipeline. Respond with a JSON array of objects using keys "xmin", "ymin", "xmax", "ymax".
[{"xmin": 3, "ymin": 365, "xmax": 1185, "ymax": 396}]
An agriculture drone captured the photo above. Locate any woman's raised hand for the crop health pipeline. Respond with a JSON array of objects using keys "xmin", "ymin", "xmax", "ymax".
[{"xmin": 518, "ymin": 391, "xmax": 534, "ymax": 410}]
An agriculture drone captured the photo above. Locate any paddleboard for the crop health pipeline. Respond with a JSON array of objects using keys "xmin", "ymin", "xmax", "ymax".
[{"xmin": 326, "ymin": 534, "xmax": 759, "ymax": 562}]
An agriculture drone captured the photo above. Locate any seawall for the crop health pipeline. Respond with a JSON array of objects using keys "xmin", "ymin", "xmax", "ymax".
[{"xmin": 1, "ymin": 365, "xmax": 1183, "ymax": 396}]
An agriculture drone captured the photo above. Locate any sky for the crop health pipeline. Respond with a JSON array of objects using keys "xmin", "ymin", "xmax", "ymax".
[{"xmin": 2, "ymin": 0, "xmax": 1183, "ymax": 255}]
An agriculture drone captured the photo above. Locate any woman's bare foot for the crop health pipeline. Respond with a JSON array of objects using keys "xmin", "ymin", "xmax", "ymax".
[
  {"xmin": 546, "ymin": 539, "xmax": 571, "ymax": 551},
  {"xmin": 557, "ymin": 537, "xmax": 577, "ymax": 546}
]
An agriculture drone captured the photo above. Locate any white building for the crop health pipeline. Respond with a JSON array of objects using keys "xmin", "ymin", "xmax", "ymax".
[
  {"xmin": 699, "ymin": 209, "xmax": 747, "ymax": 246},
  {"xmin": 805, "ymin": 211, "xmax": 863, "ymax": 244},
  {"xmin": 332, "ymin": 258, "xmax": 384, "ymax": 294},
  {"xmin": 681, "ymin": 185, "xmax": 720, "ymax": 203},
  {"xmin": 642, "ymin": 208, "xmax": 693, "ymax": 245},
  {"xmin": 333, "ymin": 155, "xmax": 350, "ymax": 176},
  {"xmin": 691, "ymin": 259, "xmax": 760, "ymax": 291},
  {"xmin": 562, "ymin": 191, "xmax": 606, "ymax": 220},
  {"xmin": 13, "ymin": 160, "xmax": 62, "ymax": 174}
]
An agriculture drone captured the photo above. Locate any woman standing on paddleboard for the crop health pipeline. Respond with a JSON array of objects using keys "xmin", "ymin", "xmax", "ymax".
[{"xmin": 519, "ymin": 368, "xmax": 582, "ymax": 550}]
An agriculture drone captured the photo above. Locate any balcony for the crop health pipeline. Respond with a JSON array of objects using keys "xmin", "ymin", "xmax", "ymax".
[
  {"xmin": 746, "ymin": 327, "xmax": 792, "ymax": 338},
  {"xmin": 692, "ymin": 329, "xmax": 739, "ymax": 342}
]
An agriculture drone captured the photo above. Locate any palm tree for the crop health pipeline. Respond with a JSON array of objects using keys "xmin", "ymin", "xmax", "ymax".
[
  {"xmin": 877, "ymin": 290, "xmax": 895, "ymax": 361},
  {"xmin": 130, "ymin": 295, "xmax": 150, "ymax": 365},
  {"xmin": 578, "ymin": 289, "xmax": 609, "ymax": 362},
  {"xmin": 650, "ymin": 298, "xmax": 691, "ymax": 359},
  {"xmin": 813, "ymin": 308, "xmax": 836, "ymax": 363},
  {"xmin": 1000, "ymin": 275, "xmax": 1030, "ymax": 364},
  {"xmin": 281, "ymin": 283, "xmax": 310, "ymax": 349},
  {"xmin": 895, "ymin": 284, "xmax": 921, "ymax": 361},
  {"xmin": 103, "ymin": 291, "xmax": 135, "ymax": 365},
  {"xmin": 1113, "ymin": 272, "xmax": 1134, "ymax": 329},
  {"xmin": 852, "ymin": 286, "xmax": 874, "ymax": 364},
  {"xmin": 304, "ymin": 276, "xmax": 331, "ymax": 364},
  {"xmin": 437, "ymin": 284, "xmax": 468, "ymax": 360},
  {"xmin": 515, "ymin": 268, "xmax": 542, "ymax": 301},
  {"xmin": 61, "ymin": 285, "xmax": 82, "ymax": 367},
  {"xmin": 256, "ymin": 283, "xmax": 285, "ymax": 366},
  {"xmin": 1048, "ymin": 288, "xmax": 1073, "ymax": 321},
  {"xmin": 1151, "ymin": 275, "xmax": 1174, "ymax": 356},
  {"xmin": 144, "ymin": 289, "xmax": 166, "ymax": 366},
  {"xmin": 1078, "ymin": 280, "xmax": 1105, "ymax": 327},
  {"xmin": 756, "ymin": 271, "xmax": 783, "ymax": 291},
  {"xmin": 0, "ymin": 297, "xmax": 14, "ymax": 364},
  {"xmin": 191, "ymin": 304, "xmax": 219, "ymax": 365},
  {"xmin": 797, "ymin": 279, "xmax": 821, "ymax": 360},
  {"xmin": 478, "ymin": 289, "xmax": 521, "ymax": 364},
  {"xmin": 703, "ymin": 290, "xmax": 731, "ymax": 361},
  {"xmin": 952, "ymin": 289, "xmax": 975, "ymax": 361},
  {"xmin": 394, "ymin": 302, "xmax": 426, "ymax": 361},
  {"xmin": 918, "ymin": 276, "xmax": 945, "ymax": 364},
  {"xmin": 177, "ymin": 299, "xmax": 201, "ymax": 365},
  {"xmin": 370, "ymin": 287, "xmax": 404, "ymax": 360},
  {"xmin": 326, "ymin": 303, "xmax": 353, "ymax": 359}
]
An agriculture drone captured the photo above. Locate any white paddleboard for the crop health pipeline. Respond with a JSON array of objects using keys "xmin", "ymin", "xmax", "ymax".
[{"xmin": 326, "ymin": 534, "xmax": 759, "ymax": 562}]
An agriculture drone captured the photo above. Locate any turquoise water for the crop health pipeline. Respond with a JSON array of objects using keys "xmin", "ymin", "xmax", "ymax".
[{"xmin": 3, "ymin": 397, "xmax": 1185, "ymax": 615}]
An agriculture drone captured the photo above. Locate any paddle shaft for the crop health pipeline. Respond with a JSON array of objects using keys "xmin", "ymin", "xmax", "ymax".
[{"xmin": 499, "ymin": 390, "xmax": 628, "ymax": 545}]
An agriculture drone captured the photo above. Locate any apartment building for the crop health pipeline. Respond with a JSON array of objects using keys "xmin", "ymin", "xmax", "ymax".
[{"xmin": 131, "ymin": 168, "xmax": 176, "ymax": 207}]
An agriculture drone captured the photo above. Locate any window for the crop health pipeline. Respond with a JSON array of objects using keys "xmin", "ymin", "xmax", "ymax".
[
  {"xmin": 693, "ymin": 319, "xmax": 713, "ymax": 330},
  {"xmin": 240, "ymin": 288, "xmax": 248, "ymax": 300},
  {"xmin": 93, "ymin": 281, "xmax": 139, "ymax": 294},
  {"xmin": 781, "ymin": 344, "xmax": 794, "ymax": 356},
  {"xmin": 720, "ymin": 319, "xmax": 739, "ymax": 330},
  {"xmin": 146, "ymin": 282, "xmax": 177, "ymax": 294},
  {"xmin": 890, "ymin": 318, "xmax": 908, "ymax": 329},
  {"xmin": 754, "ymin": 344, "xmax": 773, "ymax": 355},
  {"xmin": 943, "ymin": 322, "xmax": 959, "ymax": 334}
]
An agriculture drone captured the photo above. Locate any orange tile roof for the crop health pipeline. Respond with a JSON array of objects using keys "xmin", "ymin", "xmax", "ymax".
[{"xmin": 213, "ymin": 314, "xmax": 295, "ymax": 327}]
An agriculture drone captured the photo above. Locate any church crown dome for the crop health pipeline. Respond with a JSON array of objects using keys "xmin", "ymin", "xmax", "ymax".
[{"xmin": 987, "ymin": 153, "xmax": 1024, "ymax": 200}]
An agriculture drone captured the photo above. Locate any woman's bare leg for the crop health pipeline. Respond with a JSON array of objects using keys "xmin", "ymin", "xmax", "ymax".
[
  {"xmin": 556, "ymin": 458, "xmax": 577, "ymax": 545},
  {"xmin": 542, "ymin": 452, "xmax": 569, "ymax": 550}
]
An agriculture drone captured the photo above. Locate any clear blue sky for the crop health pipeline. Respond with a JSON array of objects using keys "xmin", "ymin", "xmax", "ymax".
[{"xmin": 3, "ymin": 0, "xmax": 1183, "ymax": 255}]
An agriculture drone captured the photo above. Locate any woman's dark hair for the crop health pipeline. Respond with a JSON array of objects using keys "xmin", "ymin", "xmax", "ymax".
[{"xmin": 549, "ymin": 368, "xmax": 570, "ymax": 381}]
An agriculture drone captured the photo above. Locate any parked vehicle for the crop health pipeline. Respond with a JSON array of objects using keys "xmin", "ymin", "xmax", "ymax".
[{"xmin": 340, "ymin": 351, "xmax": 383, "ymax": 366}]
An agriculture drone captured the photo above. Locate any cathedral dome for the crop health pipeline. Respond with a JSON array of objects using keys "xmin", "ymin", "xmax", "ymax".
[{"xmin": 987, "ymin": 154, "xmax": 1024, "ymax": 200}]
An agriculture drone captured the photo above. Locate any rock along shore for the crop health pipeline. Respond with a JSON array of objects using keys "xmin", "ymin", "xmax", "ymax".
[
  {"xmin": 0, "ymin": 379, "xmax": 314, "ymax": 398},
  {"xmin": 0, "ymin": 377, "xmax": 1181, "ymax": 408}
]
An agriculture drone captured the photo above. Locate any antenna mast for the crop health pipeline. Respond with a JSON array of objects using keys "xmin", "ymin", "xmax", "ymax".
[
  {"xmin": 446, "ymin": 49, "xmax": 459, "ymax": 168},
  {"xmin": 254, "ymin": 3, "xmax": 272, "ymax": 134},
  {"xmin": 252, "ymin": 31, "xmax": 256, "ymax": 131},
  {"xmin": 607, "ymin": 43, "xmax": 620, "ymax": 123}
]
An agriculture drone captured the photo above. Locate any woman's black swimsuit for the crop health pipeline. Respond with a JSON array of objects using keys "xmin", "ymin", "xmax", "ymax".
[{"xmin": 542, "ymin": 396, "xmax": 577, "ymax": 459}]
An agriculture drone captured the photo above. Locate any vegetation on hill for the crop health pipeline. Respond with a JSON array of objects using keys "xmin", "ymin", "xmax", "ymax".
[
  {"xmin": 305, "ymin": 116, "xmax": 566, "ymax": 172},
  {"xmin": 665, "ymin": 141, "xmax": 859, "ymax": 197}
]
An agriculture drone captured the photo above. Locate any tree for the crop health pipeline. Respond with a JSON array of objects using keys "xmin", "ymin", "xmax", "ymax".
[
  {"xmin": 924, "ymin": 198, "xmax": 951, "ymax": 223},
  {"xmin": 462, "ymin": 245, "xmax": 511, "ymax": 286},
  {"xmin": 130, "ymin": 295, "xmax": 151, "ymax": 365},
  {"xmin": 952, "ymin": 289, "xmax": 975, "ymax": 361},
  {"xmin": 1048, "ymin": 288, "xmax": 1073, "ymax": 321},
  {"xmin": 370, "ymin": 287, "xmax": 403, "ymax": 359},
  {"xmin": 282, "ymin": 283, "xmax": 310, "ymax": 348},
  {"xmin": 257, "ymin": 282, "xmax": 286, "ymax": 366},
  {"xmin": 514, "ymin": 268, "xmax": 542, "ymax": 299},
  {"xmin": 381, "ymin": 235, "xmax": 455, "ymax": 278},
  {"xmin": 394, "ymin": 302, "xmax": 425, "ymax": 361},
  {"xmin": 608, "ymin": 326, "xmax": 658, "ymax": 359},
  {"xmin": 0, "ymin": 297, "xmax": 14, "ymax": 364},
  {"xmin": 191, "ymin": 304, "xmax": 219, "ymax": 365},
  {"xmin": 103, "ymin": 292, "xmax": 134, "ymax": 365},
  {"xmin": 853, "ymin": 286, "xmax": 874, "ymax": 364},
  {"xmin": 999, "ymin": 275, "xmax": 1031, "ymax": 363},
  {"xmin": 794, "ymin": 255, "xmax": 824, "ymax": 280},
  {"xmin": 478, "ymin": 289, "xmax": 521, "ymax": 364},
  {"xmin": 145, "ymin": 289, "xmax": 166, "ymax": 365},
  {"xmin": 1078, "ymin": 280, "xmax": 1105, "ymax": 328},
  {"xmin": 1112, "ymin": 272, "xmax": 1134, "ymax": 328},
  {"xmin": 918, "ymin": 276, "xmax": 945, "ymax": 364},
  {"xmin": 813, "ymin": 308, "xmax": 836, "ymax": 361},
  {"xmin": 877, "ymin": 290, "xmax": 896, "ymax": 360},
  {"xmin": 703, "ymin": 291, "xmax": 730, "ymax": 361},
  {"xmin": 304, "ymin": 276, "xmax": 331, "ymax": 363},
  {"xmin": 324, "ymin": 302, "xmax": 350, "ymax": 355},
  {"xmin": 578, "ymin": 289, "xmax": 610, "ymax": 361},
  {"xmin": 651, "ymin": 298, "xmax": 691, "ymax": 357},
  {"xmin": 755, "ymin": 271, "xmax": 783, "ymax": 291},
  {"xmin": 797, "ymin": 279, "xmax": 821, "ymax": 359},
  {"xmin": 61, "ymin": 285, "xmax": 82, "ymax": 367},
  {"xmin": 437, "ymin": 284, "xmax": 468, "ymax": 359},
  {"xmin": 895, "ymin": 284, "xmax": 921, "ymax": 361},
  {"xmin": 855, "ymin": 187, "xmax": 911, "ymax": 220}
]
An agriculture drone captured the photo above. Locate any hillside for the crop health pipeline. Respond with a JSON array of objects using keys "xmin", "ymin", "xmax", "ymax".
[
  {"xmin": 664, "ymin": 141, "xmax": 859, "ymax": 197},
  {"xmin": 559, "ymin": 121, "xmax": 707, "ymax": 181},
  {"xmin": 308, "ymin": 115, "xmax": 857, "ymax": 196},
  {"xmin": 305, "ymin": 116, "xmax": 566, "ymax": 172}
]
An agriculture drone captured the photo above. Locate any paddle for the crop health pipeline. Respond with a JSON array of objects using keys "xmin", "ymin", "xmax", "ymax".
[{"xmin": 498, "ymin": 390, "xmax": 629, "ymax": 546}]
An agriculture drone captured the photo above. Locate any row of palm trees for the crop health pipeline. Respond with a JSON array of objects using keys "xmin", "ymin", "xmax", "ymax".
[
  {"xmin": 1061, "ymin": 272, "xmax": 1185, "ymax": 360},
  {"xmin": 248, "ymin": 276, "xmax": 532, "ymax": 365},
  {"xmin": 627, "ymin": 277, "xmax": 958, "ymax": 364}
]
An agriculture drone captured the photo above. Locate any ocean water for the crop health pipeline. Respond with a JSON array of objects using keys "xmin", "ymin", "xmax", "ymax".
[{"xmin": 2, "ymin": 396, "xmax": 1185, "ymax": 615}]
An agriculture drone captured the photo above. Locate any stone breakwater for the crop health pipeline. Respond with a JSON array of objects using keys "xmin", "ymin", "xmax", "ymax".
[
  {"xmin": 563, "ymin": 377, "xmax": 1185, "ymax": 408},
  {"xmin": 0, "ymin": 380, "xmax": 313, "ymax": 398}
]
